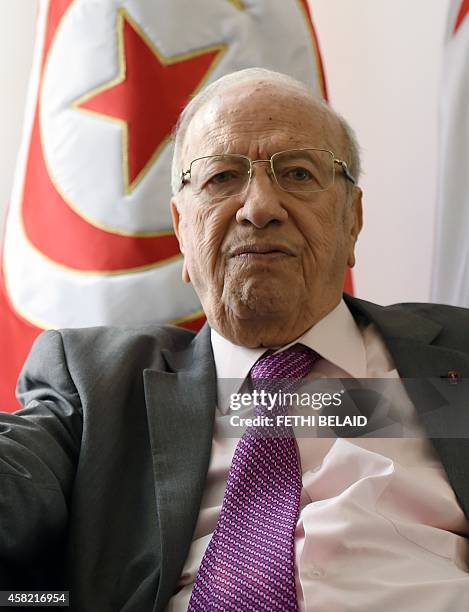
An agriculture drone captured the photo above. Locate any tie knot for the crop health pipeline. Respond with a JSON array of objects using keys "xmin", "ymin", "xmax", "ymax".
[
  {"xmin": 248, "ymin": 344, "xmax": 319, "ymax": 427},
  {"xmin": 250, "ymin": 344, "xmax": 318, "ymax": 385}
]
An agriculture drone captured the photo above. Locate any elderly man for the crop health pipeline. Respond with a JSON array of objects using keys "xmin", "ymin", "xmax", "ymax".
[{"xmin": 1, "ymin": 68, "xmax": 469, "ymax": 611}]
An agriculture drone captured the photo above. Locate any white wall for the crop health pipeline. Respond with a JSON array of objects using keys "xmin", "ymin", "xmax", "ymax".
[
  {"xmin": 309, "ymin": 0, "xmax": 451, "ymax": 304},
  {"xmin": 0, "ymin": 0, "xmax": 451, "ymax": 305},
  {"xmin": 0, "ymin": 0, "xmax": 38, "ymax": 235}
]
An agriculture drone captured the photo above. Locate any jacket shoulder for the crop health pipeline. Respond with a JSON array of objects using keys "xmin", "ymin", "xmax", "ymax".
[
  {"xmin": 18, "ymin": 324, "xmax": 198, "ymax": 404},
  {"xmin": 56, "ymin": 323, "xmax": 196, "ymax": 354},
  {"xmin": 343, "ymin": 293, "xmax": 469, "ymax": 350},
  {"xmin": 391, "ymin": 301, "xmax": 469, "ymax": 328},
  {"xmin": 345, "ymin": 292, "xmax": 469, "ymax": 327}
]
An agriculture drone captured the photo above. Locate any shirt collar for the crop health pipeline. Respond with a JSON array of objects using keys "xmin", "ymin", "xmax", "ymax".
[
  {"xmin": 291, "ymin": 299, "xmax": 367, "ymax": 379},
  {"xmin": 210, "ymin": 328, "xmax": 265, "ymax": 384}
]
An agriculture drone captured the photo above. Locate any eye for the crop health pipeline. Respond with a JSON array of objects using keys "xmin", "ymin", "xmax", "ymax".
[
  {"xmin": 285, "ymin": 166, "xmax": 313, "ymax": 182},
  {"xmin": 209, "ymin": 170, "xmax": 238, "ymax": 184}
]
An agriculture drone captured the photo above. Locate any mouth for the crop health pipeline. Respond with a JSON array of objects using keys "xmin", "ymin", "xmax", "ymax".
[{"xmin": 229, "ymin": 243, "xmax": 295, "ymax": 260}]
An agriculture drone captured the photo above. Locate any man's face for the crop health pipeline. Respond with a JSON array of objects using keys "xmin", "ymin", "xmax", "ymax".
[{"xmin": 171, "ymin": 82, "xmax": 362, "ymax": 347}]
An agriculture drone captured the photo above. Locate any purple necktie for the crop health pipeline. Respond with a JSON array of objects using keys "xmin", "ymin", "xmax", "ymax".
[{"xmin": 188, "ymin": 345, "xmax": 318, "ymax": 611}]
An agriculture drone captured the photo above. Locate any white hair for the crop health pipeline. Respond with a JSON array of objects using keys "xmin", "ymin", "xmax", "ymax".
[{"xmin": 170, "ymin": 67, "xmax": 361, "ymax": 195}]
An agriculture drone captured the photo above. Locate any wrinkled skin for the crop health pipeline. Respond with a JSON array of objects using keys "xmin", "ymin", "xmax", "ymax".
[{"xmin": 171, "ymin": 81, "xmax": 363, "ymax": 347}]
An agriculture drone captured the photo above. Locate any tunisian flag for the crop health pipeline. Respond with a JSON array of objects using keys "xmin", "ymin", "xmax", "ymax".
[
  {"xmin": 0, "ymin": 0, "xmax": 335, "ymax": 411},
  {"xmin": 431, "ymin": 0, "xmax": 469, "ymax": 306}
]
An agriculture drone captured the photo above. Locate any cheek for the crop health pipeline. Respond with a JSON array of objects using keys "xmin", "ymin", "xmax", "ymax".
[
  {"xmin": 293, "ymin": 205, "xmax": 340, "ymax": 255},
  {"xmin": 290, "ymin": 203, "xmax": 348, "ymax": 279},
  {"xmin": 182, "ymin": 203, "xmax": 236, "ymax": 274}
]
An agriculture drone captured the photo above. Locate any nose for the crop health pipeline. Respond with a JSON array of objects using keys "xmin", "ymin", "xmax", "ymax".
[{"xmin": 235, "ymin": 162, "xmax": 288, "ymax": 228}]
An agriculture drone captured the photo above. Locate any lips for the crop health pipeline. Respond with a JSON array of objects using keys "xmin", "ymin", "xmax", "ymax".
[{"xmin": 229, "ymin": 243, "xmax": 295, "ymax": 257}]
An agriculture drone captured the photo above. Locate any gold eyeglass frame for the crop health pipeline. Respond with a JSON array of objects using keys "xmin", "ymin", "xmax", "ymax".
[{"xmin": 179, "ymin": 148, "xmax": 356, "ymax": 197}]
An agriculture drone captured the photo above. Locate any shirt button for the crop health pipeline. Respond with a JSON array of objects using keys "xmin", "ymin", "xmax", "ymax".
[{"xmin": 308, "ymin": 567, "xmax": 325, "ymax": 579}]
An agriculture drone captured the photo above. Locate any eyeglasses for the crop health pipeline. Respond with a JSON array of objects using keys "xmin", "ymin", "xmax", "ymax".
[{"xmin": 179, "ymin": 148, "xmax": 356, "ymax": 200}]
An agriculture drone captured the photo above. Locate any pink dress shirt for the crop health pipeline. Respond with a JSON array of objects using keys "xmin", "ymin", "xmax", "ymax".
[{"xmin": 167, "ymin": 300, "xmax": 469, "ymax": 611}]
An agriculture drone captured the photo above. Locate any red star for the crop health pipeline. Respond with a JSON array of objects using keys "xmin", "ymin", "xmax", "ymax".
[
  {"xmin": 454, "ymin": 0, "xmax": 469, "ymax": 34},
  {"xmin": 76, "ymin": 9, "xmax": 224, "ymax": 192}
]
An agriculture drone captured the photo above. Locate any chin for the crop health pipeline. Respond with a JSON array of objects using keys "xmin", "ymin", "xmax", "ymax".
[{"xmin": 225, "ymin": 286, "xmax": 295, "ymax": 319}]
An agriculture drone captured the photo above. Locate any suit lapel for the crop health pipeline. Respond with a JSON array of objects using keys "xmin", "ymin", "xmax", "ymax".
[
  {"xmin": 143, "ymin": 325, "xmax": 217, "ymax": 611},
  {"xmin": 344, "ymin": 294, "xmax": 469, "ymax": 518}
]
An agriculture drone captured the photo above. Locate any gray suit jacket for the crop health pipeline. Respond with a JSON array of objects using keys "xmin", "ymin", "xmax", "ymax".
[{"xmin": 1, "ymin": 294, "xmax": 469, "ymax": 611}]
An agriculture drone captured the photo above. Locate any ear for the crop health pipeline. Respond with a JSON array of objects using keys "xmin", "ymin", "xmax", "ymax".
[
  {"xmin": 170, "ymin": 198, "xmax": 191, "ymax": 283},
  {"xmin": 170, "ymin": 198, "xmax": 183, "ymax": 250},
  {"xmin": 346, "ymin": 187, "xmax": 363, "ymax": 268}
]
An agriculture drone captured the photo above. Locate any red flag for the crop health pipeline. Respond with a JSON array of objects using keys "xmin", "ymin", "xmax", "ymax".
[
  {"xmin": 1, "ymin": 0, "xmax": 330, "ymax": 411},
  {"xmin": 454, "ymin": 0, "xmax": 469, "ymax": 33}
]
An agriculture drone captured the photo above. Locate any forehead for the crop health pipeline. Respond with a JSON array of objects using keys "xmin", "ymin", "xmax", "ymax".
[{"xmin": 181, "ymin": 81, "xmax": 343, "ymax": 161}]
